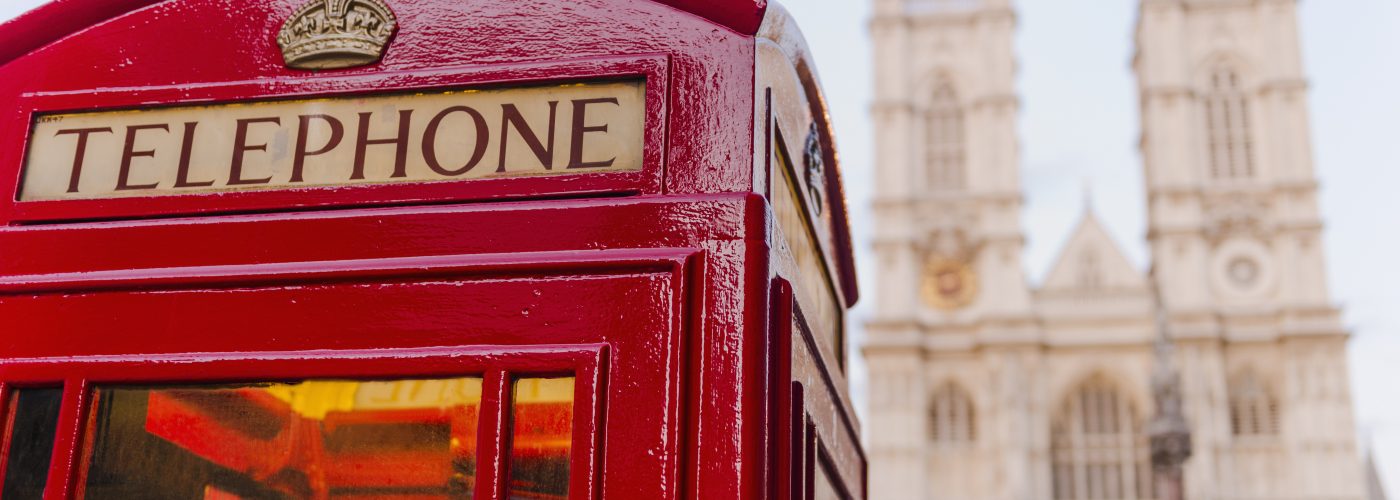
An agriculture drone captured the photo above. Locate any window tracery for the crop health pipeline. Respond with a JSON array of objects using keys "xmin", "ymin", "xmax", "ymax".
[
  {"xmin": 1051, "ymin": 376, "xmax": 1153, "ymax": 500},
  {"xmin": 1203, "ymin": 66, "xmax": 1254, "ymax": 180},
  {"xmin": 930, "ymin": 382, "xmax": 975, "ymax": 444},
  {"xmin": 926, "ymin": 82, "xmax": 966, "ymax": 190},
  {"xmin": 1229, "ymin": 371, "xmax": 1280, "ymax": 436}
]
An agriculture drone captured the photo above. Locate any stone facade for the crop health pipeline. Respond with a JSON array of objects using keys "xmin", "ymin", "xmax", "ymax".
[{"xmin": 863, "ymin": 0, "xmax": 1366, "ymax": 499}]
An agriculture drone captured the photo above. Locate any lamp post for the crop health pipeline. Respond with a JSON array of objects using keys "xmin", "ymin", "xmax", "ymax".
[{"xmin": 1147, "ymin": 265, "xmax": 1192, "ymax": 500}]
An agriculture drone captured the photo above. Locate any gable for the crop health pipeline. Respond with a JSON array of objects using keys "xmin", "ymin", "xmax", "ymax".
[{"xmin": 1041, "ymin": 212, "xmax": 1145, "ymax": 292}]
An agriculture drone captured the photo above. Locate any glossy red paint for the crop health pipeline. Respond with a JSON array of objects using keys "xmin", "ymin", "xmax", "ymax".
[
  {"xmin": 0, "ymin": 0, "xmax": 769, "ymax": 66},
  {"xmin": 0, "ymin": 0, "xmax": 863, "ymax": 499},
  {"xmin": 5, "ymin": 56, "xmax": 670, "ymax": 222}
]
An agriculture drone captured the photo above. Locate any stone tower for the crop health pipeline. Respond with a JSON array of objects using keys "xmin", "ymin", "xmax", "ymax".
[
  {"xmin": 865, "ymin": 0, "xmax": 1040, "ymax": 498},
  {"xmin": 1136, "ymin": 0, "xmax": 1364, "ymax": 497},
  {"xmin": 863, "ymin": 0, "xmax": 1372, "ymax": 499}
]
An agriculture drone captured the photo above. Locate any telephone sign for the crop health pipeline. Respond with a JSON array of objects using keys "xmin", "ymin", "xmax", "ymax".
[{"xmin": 23, "ymin": 82, "xmax": 645, "ymax": 200}]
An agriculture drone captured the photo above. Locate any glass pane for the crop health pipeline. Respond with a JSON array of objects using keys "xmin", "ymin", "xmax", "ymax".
[
  {"xmin": 2, "ymin": 388, "xmax": 64, "ymax": 500},
  {"xmin": 81, "ymin": 377, "xmax": 482, "ymax": 499},
  {"xmin": 507, "ymin": 377, "xmax": 575, "ymax": 500}
]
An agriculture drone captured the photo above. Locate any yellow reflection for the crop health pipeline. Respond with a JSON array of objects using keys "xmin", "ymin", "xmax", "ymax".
[
  {"xmin": 260, "ymin": 378, "xmax": 488, "ymax": 419},
  {"xmin": 513, "ymin": 378, "xmax": 575, "ymax": 403},
  {"xmin": 81, "ymin": 377, "xmax": 483, "ymax": 499}
]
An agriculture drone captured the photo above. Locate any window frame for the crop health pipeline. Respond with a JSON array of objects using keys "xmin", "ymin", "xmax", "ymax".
[
  {"xmin": 0, "ymin": 344, "xmax": 606, "ymax": 500},
  {"xmin": 924, "ymin": 81, "xmax": 966, "ymax": 191},
  {"xmin": 1229, "ymin": 371, "xmax": 1281, "ymax": 439},
  {"xmin": 1202, "ymin": 66, "xmax": 1255, "ymax": 181},
  {"xmin": 4, "ymin": 55, "xmax": 670, "ymax": 225},
  {"xmin": 1049, "ymin": 377, "xmax": 1153, "ymax": 500},
  {"xmin": 928, "ymin": 382, "xmax": 976, "ymax": 446}
]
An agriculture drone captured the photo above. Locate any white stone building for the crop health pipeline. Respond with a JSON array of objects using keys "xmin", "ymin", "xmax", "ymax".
[{"xmin": 863, "ymin": 0, "xmax": 1368, "ymax": 499}]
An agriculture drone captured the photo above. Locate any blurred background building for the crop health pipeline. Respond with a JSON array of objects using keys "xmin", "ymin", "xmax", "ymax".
[{"xmin": 863, "ymin": 0, "xmax": 1377, "ymax": 498}]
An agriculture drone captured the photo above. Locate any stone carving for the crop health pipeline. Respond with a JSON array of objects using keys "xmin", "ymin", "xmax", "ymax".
[
  {"xmin": 1203, "ymin": 194, "xmax": 1270, "ymax": 242},
  {"xmin": 277, "ymin": 0, "xmax": 398, "ymax": 70}
]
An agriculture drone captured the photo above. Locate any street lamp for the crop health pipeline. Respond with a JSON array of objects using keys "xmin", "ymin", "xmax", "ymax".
[{"xmin": 1147, "ymin": 265, "xmax": 1193, "ymax": 500}]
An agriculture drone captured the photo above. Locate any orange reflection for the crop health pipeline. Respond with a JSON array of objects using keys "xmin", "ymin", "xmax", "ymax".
[
  {"xmin": 507, "ymin": 377, "xmax": 575, "ymax": 500},
  {"xmin": 81, "ymin": 378, "xmax": 482, "ymax": 499}
]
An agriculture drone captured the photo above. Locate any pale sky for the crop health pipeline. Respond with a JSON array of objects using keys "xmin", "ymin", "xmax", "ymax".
[{"xmin": 2, "ymin": 0, "xmax": 1397, "ymax": 493}]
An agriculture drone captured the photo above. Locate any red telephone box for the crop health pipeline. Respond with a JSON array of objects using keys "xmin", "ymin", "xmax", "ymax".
[{"xmin": 0, "ymin": 1, "xmax": 864, "ymax": 499}]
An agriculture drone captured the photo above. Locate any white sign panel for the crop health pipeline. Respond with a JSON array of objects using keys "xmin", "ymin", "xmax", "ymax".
[{"xmin": 21, "ymin": 81, "xmax": 645, "ymax": 201}]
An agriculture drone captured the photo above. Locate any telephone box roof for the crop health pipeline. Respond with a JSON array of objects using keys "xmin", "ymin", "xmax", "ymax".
[{"xmin": 0, "ymin": 0, "xmax": 769, "ymax": 66}]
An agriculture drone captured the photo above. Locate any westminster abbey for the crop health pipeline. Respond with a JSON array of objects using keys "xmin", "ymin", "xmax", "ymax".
[{"xmin": 863, "ymin": 0, "xmax": 1370, "ymax": 498}]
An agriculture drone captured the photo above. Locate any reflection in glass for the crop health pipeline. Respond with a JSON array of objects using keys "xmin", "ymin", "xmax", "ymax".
[
  {"xmin": 508, "ymin": 377, "xmax": 574, "ymax": 500},
  {"xmin": 80, "ymin": 378, "xmax": 482, "ymax": 499},
  {"xmin": 2, "ymin": 388, "xmax": 64, "ymax": 500},
  {"xmin": 814, "ymin": 459, "xmax": 844, "ymax": 500}
]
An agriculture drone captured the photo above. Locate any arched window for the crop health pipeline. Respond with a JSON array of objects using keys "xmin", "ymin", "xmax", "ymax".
[
  {"xmin": 926, "ymin": 82, "xmax": 966, "ymax": 190},
  {"xmin": 929, "ymin": 382, "xmax": 975, "ymax": 444},
  {"xmin": 1203, "ymin": 66, "xmax": 1254, "ymax": 180},
  {"xmin": 1051, "ymin": 376, "xmax": 1153, "ymax": 500},
  {"xmin": 1229, "ymin": 371, "xmax": 1280, "ymax": 436}
]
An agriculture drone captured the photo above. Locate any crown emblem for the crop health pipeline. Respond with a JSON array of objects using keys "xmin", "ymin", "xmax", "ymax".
[{"xmin": 277, "ymin": 0, "xmax": 398, "ymax": 70}]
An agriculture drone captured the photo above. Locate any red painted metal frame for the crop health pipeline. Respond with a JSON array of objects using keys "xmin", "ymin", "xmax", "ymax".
[
  {"xmin": 0, "ymin": 0, "xmax": 761, "ymax": 203},
  {"xmin": 0, "ymin": 0, "xmax": 866, "ymax": 499},
  {"xmin": 768, "ymin": 278, "xmax": 867, "ymax": 500},
  {"xmin": 1, "ymin": 345, "xmax": 605, "ymax": 500},
  {"xmin": 0, "ymin": 383, "xmax": 12, "ymax": 491},
  {"xmin": 3, "ymin": 55, "xmax": 670, "ymax": 223},
  {"xmin": 755, "ymin": 6, "xmax": 860, "ymax": 308},
  {"xmin": 0, "ymin": 243, "xmax": 696, "ymax": 499},
  {"xmin": 0, "ymin": 0, "xmax": 768, "ymax": 68},
  {"xmin": 0, "ymin": 196, "xmax": 749, "ymax": 500}
]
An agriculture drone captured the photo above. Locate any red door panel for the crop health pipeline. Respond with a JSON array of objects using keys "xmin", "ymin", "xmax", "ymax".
[{"xmin": 0, "ymin": 249, "xmax": 694, "ymax": 500}]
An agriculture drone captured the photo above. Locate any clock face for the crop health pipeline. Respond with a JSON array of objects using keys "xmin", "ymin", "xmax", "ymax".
[
  {"xmin": 935, "ymin": 268, "xmax": 965, "ymax": 296},
  {"xmin": 1227, "ymin": 256, "xmax": 1260, "ymax": 287},
  {"xmin": 1211, "ymin": 239, "xmax": 1273, "ymax": 298},
  {"xmin": 922, "ymin": 256, "xmax": 977, "ymax": 310}
]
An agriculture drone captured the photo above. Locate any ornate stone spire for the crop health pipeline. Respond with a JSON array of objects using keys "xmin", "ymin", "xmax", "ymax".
[{"xmin": 1147, "ymin": 265, "xmax": 1192, "ymax": 500}]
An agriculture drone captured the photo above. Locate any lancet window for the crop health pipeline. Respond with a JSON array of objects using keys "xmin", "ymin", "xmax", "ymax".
[
  {"xmin": 1051, "ymin": 376, "xmax": 1153, "ymax": 500},
  {"xmin": 1229, "ymin": 371, "xmax": 1281, "ymax": 436},
  {"xmin": 1203, "ymin": 66, "xmax": 1254, "ymax": 180},
  {"xmin": 929, "ymin": 382, "xmax": 975, "ymax": 444},
  {"xmin": 925, "ymin": 82, "xmax": 966, "ymax": 190}
]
